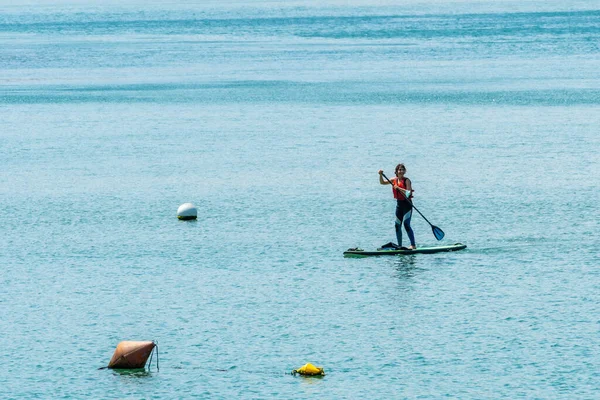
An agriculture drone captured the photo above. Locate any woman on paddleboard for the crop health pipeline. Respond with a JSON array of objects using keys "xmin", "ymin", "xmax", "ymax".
[{"xmin": 378, "ymin": 164, "xmax": 416, "ymax": 250}]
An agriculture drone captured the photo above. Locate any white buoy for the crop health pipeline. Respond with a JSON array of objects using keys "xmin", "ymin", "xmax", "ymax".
[{"xmin": 177, "ymin": 203, "xmax": 197, "ymax": 220}]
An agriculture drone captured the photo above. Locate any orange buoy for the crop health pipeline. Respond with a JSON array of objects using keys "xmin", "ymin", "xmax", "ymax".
[{"xmin": 108, "ymin": 341, "xmax": 156, "ymax": 369}]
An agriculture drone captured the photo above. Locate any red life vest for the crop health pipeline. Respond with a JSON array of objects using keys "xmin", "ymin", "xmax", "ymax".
[{"xmin": 391, "ymin": 177, "xmax": 413, "ymax": 201}]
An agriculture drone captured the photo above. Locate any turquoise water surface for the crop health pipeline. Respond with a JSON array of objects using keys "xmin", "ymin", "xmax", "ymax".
[{"xmin": 1, "ymin": 1, "xmax": 600, "ymax": 398}]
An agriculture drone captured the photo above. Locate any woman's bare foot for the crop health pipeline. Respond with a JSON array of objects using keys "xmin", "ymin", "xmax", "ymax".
[{"xmin": 408, "ymin": 245, "xmax": 416, "ymax": 250}]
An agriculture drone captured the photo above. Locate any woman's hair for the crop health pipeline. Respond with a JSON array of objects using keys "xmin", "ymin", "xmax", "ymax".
[{"xmin": 395, "ymin": 163, "xmax": 406, "ymax": 175}]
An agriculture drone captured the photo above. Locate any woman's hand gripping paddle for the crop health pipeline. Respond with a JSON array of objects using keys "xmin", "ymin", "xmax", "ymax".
[{"xmin": 381, "ymin": 172, "xmax": 445, "ymax": 241}]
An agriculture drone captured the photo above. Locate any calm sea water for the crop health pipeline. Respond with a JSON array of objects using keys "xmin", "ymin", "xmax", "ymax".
[{"xmin": 1, "ymin": 1, "xmax": 599, "ymax": 398}]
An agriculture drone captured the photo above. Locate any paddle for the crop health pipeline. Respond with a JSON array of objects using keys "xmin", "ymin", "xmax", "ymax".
[{"xmin": 381, "ymin": 172, "xmax": 445, "ymax": 241}]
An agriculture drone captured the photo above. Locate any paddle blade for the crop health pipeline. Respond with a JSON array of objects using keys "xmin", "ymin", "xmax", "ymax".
[{"xmin": 432, "ymin": 226, "xmax": 445, "ymax": 241}]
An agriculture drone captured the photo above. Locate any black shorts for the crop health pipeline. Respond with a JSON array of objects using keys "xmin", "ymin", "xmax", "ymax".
[{"xmin": 395, "ymin": 200, "xmax": 412, "ymax": 220}]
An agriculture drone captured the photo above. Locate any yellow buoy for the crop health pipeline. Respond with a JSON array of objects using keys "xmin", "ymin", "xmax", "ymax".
[{"xmin": 292, "ymin": 363, "xmax": 325, "ymax": 376}]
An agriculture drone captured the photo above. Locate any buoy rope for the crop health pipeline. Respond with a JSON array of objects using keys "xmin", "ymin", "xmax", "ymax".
[
  {"xmin": 148, "ymin": 348, "xmax": 154, "ymax": 370},
  {"xmin": 147, "ymin": 340, "xmax": 159, "ymax": 372}
]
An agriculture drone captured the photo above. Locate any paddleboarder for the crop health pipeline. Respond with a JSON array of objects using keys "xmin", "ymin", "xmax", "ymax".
[{"xmin": 379, "ymin": 164, "xmax": 416, "ymax": 250}]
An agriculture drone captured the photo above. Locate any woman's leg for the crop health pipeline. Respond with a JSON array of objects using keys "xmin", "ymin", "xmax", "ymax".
[
  {"xmin": 395, "ymin": 202, "xmax": 409, "ymax": 247},
  {"xmin": 402, "ymin": 209, "xmax": 416, "ymax": 248},
  {"xmin": 395, "ymin": 217, "xmax": 403, "ymax": 247}
]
